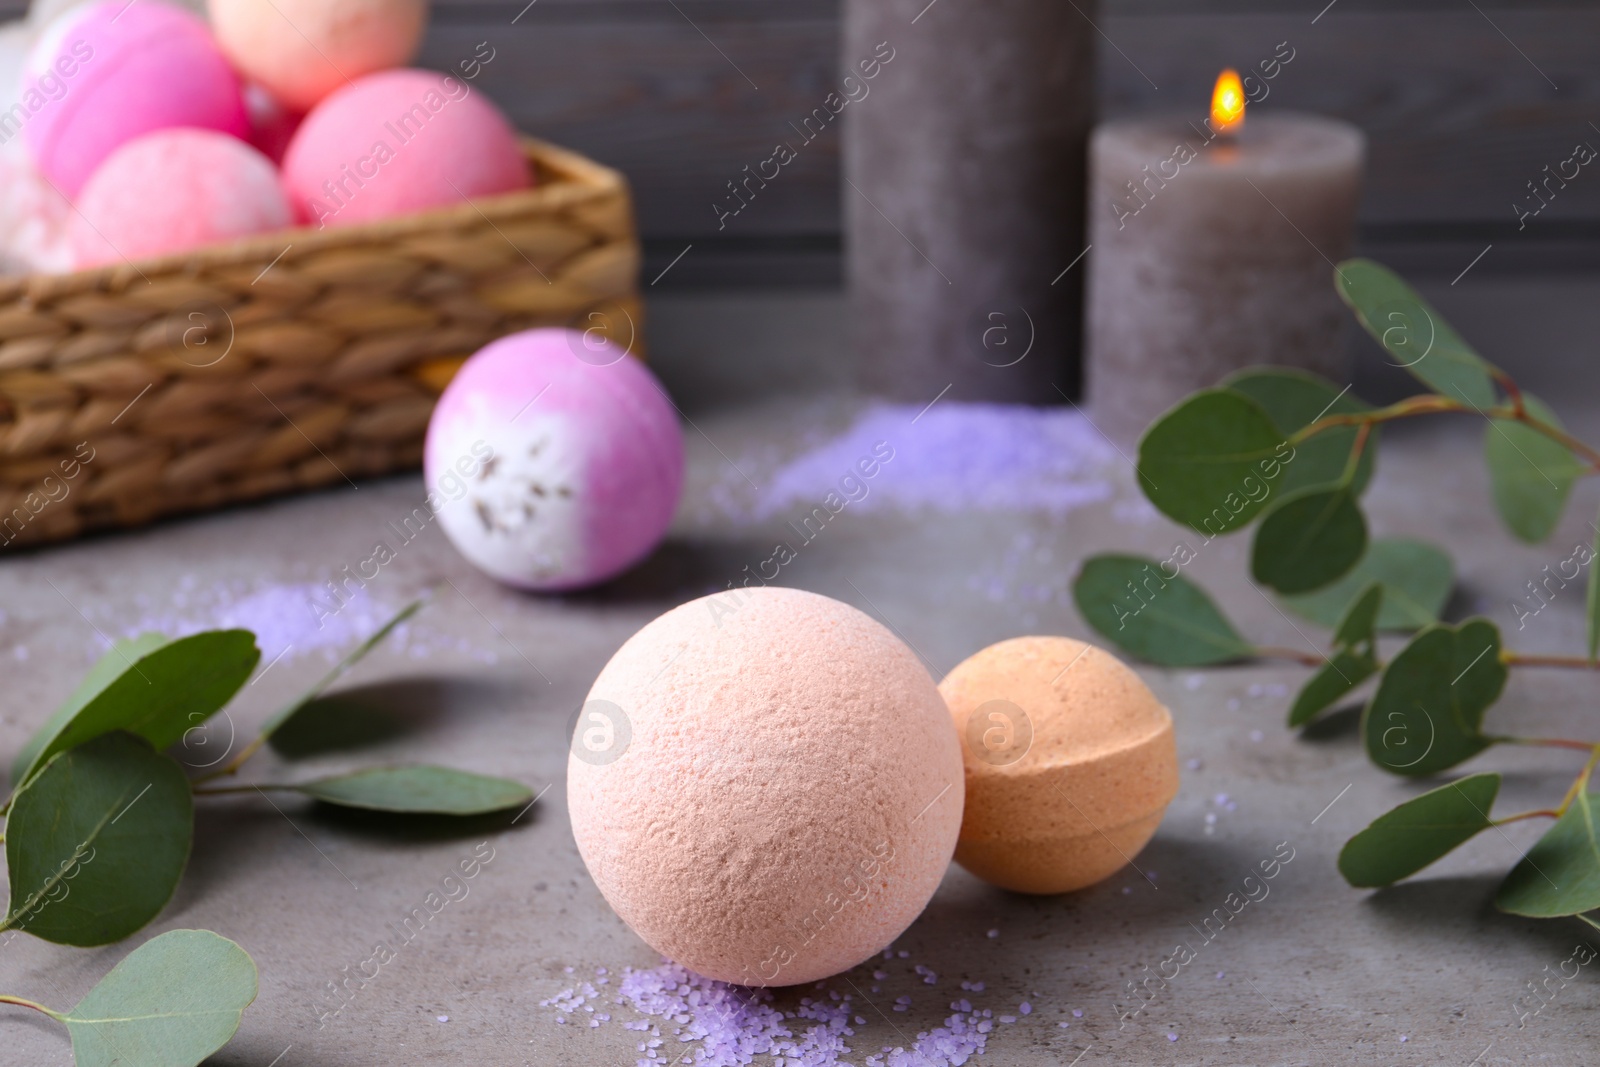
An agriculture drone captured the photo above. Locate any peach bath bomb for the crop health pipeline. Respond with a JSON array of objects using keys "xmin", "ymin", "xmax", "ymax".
[
  {"xmin": 281, "ymin": 68, "xmax": 529, "ymax": 228},
  {"xmin": 70, "ymin": 129, "xmax": 293, "ymax": 268},
  {"xmin": 569, "ymin": 587, "xmax": 965, "ymax": 985},
  {"xmin": 23, "ymin": 0, "xmax": 250, "ymax": 198},
  {"xmin": 939, "ymin": 636, "xmax": 1178, "ymax": 894},
  {"xmin": 207, "ymin": 0, "xmax": 429, "ymax": 113},
  {"xmin": 424, "ymin": 328, "xmax": 682, "ymax": 591}
]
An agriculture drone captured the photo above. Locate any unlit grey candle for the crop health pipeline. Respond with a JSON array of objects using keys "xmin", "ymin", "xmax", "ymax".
[{"xmin": 1085, "ymin": 110, "xmax": 1365, "ymax": 445}]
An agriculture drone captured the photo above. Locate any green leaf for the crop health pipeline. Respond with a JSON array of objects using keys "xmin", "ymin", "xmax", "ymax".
[
  {"xmin": 1589, "ymin": 507, "xmax": 1600, "ymax": 662},
  {"xmin": 1484, "ymin": 394, "xmax": 1584, "ymax": 543},
  {"xmin": 60, "ymin": 929, "xmax": 257, "ymax": 1067},
  {"xmin": 3, "ymin": 733, "xmax": 193, "ymax": 946},
  {"xmin": 1222, "ymin": 367, "xmax": 1377, "ymax": 497},
  {"xmin": 1073, "ymin": 554, "xmax": 1252, "ymax": 667},
  {"xmin": 1288, "ymin": 584, "xmax": 1382, "ymax": 727},
  {"xmin": 10, "ymin": 631, "xmax": 260, "ymax": 789},
  {"xmin": 1361, "ymin": 619, "xmax": 1505, "ymax": 777},
  {"xmin": 1281, "ymin": 538, "xmax": 1454, "ymax": 632},
  {"xmin": 1251, "ymin": 487, "xmax": 1368, "ymax": 595},
  {"xmin": 1335, "ymin": 258, "xmax": 1498, "ymax": 409},
  {"xmin": 290, "ymin": 765, "xmax": 533, "ymax": 815},
  {"xmin": 1136, "ymin": 390, "xmax": 1291, "ymax": 535},
  {"xmin": 1338, "ymin": 773, "xmax": 1501, "ymax": 887},
  {"xmin": 8, "ymin": 633, "xmax": 171, "ymax": 791},
  {"xmin": 1496, "ymin": 787, "xmax": 1600, "ymax": 918},
  {"xmin": 1334, "ymin": 582, "xmax": 1384, "ymax": 648},
  {"xmin": 264, "ymin": 599, "xmax": 424, "ymax": 743}
]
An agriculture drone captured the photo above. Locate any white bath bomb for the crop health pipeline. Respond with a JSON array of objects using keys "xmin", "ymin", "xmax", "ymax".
[{"xmin": 568, "ymin": 587, "xmax": 964, "ymax": 986}]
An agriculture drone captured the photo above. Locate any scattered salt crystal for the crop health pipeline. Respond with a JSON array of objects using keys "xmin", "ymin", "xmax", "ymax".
[
  {"xmin": 1167, "ymin": 1032, "xmax": 1178, "ymax": 1041},
  {"xmin": 754, "ymin": 403, "xmax": 1116, "ymax": 520},
  {"xmin": 986, "ymin": 929, "xmax": 999, "ymax": 939},
  {"xmin": 437, "ymin": 1015, "xmax": 448, "ymax": 1023},
  {"xmin": 1059, "ymin": 1022, "xmax": 1071, "ymax": 1029},
  {"xmin": 999, "ymin": 1016, "xmax": 1016, "ymax": 1024},
  {"xmin": 1072, "ymin": 1010, "xmax": 1082, "ymax": 1018},
  {"xmin": 1019, "ymin": 1003, "xmax": 1031, "ymax": 1015},
  {"xmin": 873, "ymin": 971, "xmax": 888, "ymax": 981},
  {"xmin": 1185, "ymin": 758, "xmax": 1202, "ymax": 771},
  {"xmin": 971, "ymin": 983, "xmax": 984, "ymax": 992},
  {"xmin": 1183, "ymin": 674, "xmax": 1204, "ymax": 691},
  {"xmin": 898, "ymin": 950, "xmax": 910, "ymax": 959},
  {"xmin": 1400, "ymin": 1035, "xmax": 1409, "ymax": 1043}
]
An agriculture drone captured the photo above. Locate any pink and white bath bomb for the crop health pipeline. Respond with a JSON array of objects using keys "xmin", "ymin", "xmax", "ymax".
[
  {"xmin": 569, "ymin": 587, "xmax": 965, "ymax": 986},
  {"xmin": 70, "ymin": 129, "xmax": 293, "ymax": 268},
  {"xmin": 207, "ymin": 0, "xmax": 430, "ymax": 113},
  {"xmin": 22, "ymin": 0, "xmax": 249, "ymax": 198},
  {"xmin": 424, "ymin": 328, "xmax": 683, "ymax": 591},
  {"xmin": 281, "ymin": 69, "xmax": 529, "ymax": 229}
]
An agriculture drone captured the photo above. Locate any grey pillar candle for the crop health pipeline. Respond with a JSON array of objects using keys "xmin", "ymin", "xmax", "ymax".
[
  {"xmin": 1085, "ymin": 110, "xmax": 1366, "ymax": 446},
  {"xmin": 842, "ymin": 0, "xmax": 1095, "ymax": 404}
]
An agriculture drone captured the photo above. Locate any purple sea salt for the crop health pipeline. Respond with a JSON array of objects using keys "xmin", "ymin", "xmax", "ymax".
[{"xmin": 754, "ymin": 402, "xmax": 1115, "ymax": 520}]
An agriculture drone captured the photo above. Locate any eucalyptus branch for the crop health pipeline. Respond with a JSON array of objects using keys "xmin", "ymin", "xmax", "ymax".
[
  {"xmin": 0, "ymin": 994, "xmax": 58, "ymax": 1018},
  {"xmin": 1492, "ymin": 809, "xmax": 1562, "ymax": 826},
  {"xmin": 1339, "ymin": 421, "xmax": 1373, "ymax": 487},
  {"xmin": 1293, "ymin": 394, "xmax": 1467, "ymax": 442},
  {"xmin": 191, "ymin": 782, "xmax": 294, "ymax": 797},
  {"xmin": 192, "ymin": 733, "xmax": 268, "ymax": 786},
  {"xmin": 1253, "ymin": 645, "xmax": 1328, "ymax": 668},
  {"xmin": 1491, "ymin": 735, "xmax": 1597, "ymax": 754},
  {"xmin": 1503, "ymin": 653, "xmax": 1600, "ymax": 670}
]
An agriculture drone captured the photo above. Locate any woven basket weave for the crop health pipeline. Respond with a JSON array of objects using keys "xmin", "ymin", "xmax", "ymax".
[{"xmin": 0, "ymin": 137, "xmax": 643, "ymax": 550}]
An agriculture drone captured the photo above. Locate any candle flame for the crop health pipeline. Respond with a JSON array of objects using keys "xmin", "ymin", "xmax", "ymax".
[{"xmin": 1211, "ymin": 68, "xmax": 1245, "ymax": 134}]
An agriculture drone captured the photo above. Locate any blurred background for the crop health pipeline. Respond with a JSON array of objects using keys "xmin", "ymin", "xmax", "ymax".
[{"xmin": 342, "ymin": 0, "xmax": 1600, "ymax": 409}]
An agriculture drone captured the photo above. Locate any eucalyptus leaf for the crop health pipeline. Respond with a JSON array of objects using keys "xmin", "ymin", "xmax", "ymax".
[
  {"xmin": 3, "ymin": 732, "xmax": 192, "ymax": 946},
  {"xmin": 1136, "ymin": 390, "xmax": 1292, "ymax": 535},
  {"xmin": 1222, "ymin": 367, "xmax": 1376, "ymax": 497},
  {"xmin": 1288, "ymin": 585, "xmax": 1383, "ymax": 728},
  {"xmin": 8, "ymin": 633, "xmax": 171, "ymax": 790},
  {"xmin": 1484, "ymin": 394, "xmax": 1584, "ymax": 543},
  {"xmin": 290, "ymin": 765, "xmax": 533, "ymax": 815},
  {"xmin": 1495, "ymin": 787, "xmax": 1600, "ymax": 919},
  {"xmin": 264, "ymin": 599, "xmax": 424, "ymax": 744},
  {"xmin": 1338, "ymin": 773, "xmax": 1501, "ymax": 887},
  {"xmin": 1251, "ymin": 487, "xmax": 1368, "ymax": 595},
  {"xmin": 1589, "ymin": 507, "xmax": 1600, "ymax": 662},
  {"xmin": 1361, "ymin": 620, "xmax": 1505, "ymax": 777},
  {"xmin": 1074, "ymin": 554, "xmax": 1252, "ymax": 667},
  {"xmin": 1335, "ymin": 258, "xmax": 1499, "ymax": 409},
  {"xmin": 10, "ymin": 631, "xmax": 260, "ymax": 789},
  {"xmin": 60, "ymin": 929, "xmax": 257, "ymax": 1067},
  {"xmin": 1281, "ymin": 538, "xmax": 1454, "ymax": 632}
]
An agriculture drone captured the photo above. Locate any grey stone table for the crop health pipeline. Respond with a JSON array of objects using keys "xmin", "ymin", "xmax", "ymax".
[{"xmin": 2, "ymin": 284, "xmax": 1598, "ymax": 1066}]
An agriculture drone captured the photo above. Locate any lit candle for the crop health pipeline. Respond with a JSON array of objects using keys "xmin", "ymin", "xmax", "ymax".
[{"xmin": 1084, "ymin": 71, "xmax": 1366, "ymax": 444}]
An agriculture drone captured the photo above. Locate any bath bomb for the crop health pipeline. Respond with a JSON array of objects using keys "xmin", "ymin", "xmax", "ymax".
[
  {"xmin": 424, "ymin": 328, "xmax": 682, "ymax": 591},
  {"xmin": 281, "ymin": 69, "xmax": 529, "ymax": 228},
  {"xmin": 243, "ymin": 83, "xmax": 303, "ymax": 164},
  {"xmin": 939, "ymin": 636, "xmax": 1178, "ymax": 894},
  {"xmin": 569, "ymin": 587, "xmax": 965, "ymax": 985},
  {"xmin": 207, "ymin": 0, "xmax": 429, "ymax": 113},
  {"xmin": 69, "ymin": 129, "xmax": 293, "ymax": 268},
  {"xmin": 22, "ymin": 0, "xmax": 249, "ymax": 198}
]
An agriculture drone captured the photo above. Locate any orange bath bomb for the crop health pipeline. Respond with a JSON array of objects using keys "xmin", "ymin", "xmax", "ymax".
[
  {"xmin": 568, "ymin": 587, "xmax": 964, "ymax": 986},
  {"xmin": 938, "ymin": 636, "xmax": 1178, "ymax": 894},
  {"xmin": 207, "ymin": 0, "xmax": 429, "ymax": 113}
]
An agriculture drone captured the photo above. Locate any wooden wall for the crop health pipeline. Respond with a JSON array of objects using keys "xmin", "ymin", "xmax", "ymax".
[{"xmin": 11, "ymin": 0, "xmax": 1598, "ymax": 283}]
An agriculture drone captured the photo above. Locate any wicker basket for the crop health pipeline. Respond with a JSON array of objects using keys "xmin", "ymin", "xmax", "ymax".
[{"xmin": 0, "ymin": 137, "xmax": 643, "ymax": 550}]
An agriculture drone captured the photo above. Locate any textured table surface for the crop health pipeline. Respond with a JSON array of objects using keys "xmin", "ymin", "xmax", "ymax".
[{"xmin": 2, "ymin": 285, "xmax": 1598, "ymax": 1067}]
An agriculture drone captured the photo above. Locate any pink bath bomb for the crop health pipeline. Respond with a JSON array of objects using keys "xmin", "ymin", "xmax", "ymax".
[
  {"xmin": 207, "ymin": 0, "xmax": 429, "ymax": 113},
  {"xmin": 424, "ymin": 328, "xmax": 682, "ymax": 591},
  {"xmin": 243, "ymin": 83, "xmax": 303, "ymax": 164},
  {"xmin": 281, "ymin": 69, "xmax": 529, "ymax": 228},
  {"xmin": 70, "ymin": 129, "xmax": 293, "ymax": 268},
  {"xmin": 569, "ymin": 587, "xmax": 965, "ymax": 986},
  {"xmin": 22, "ymin": 0, "xmax": 249, "ymax": 198}
]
